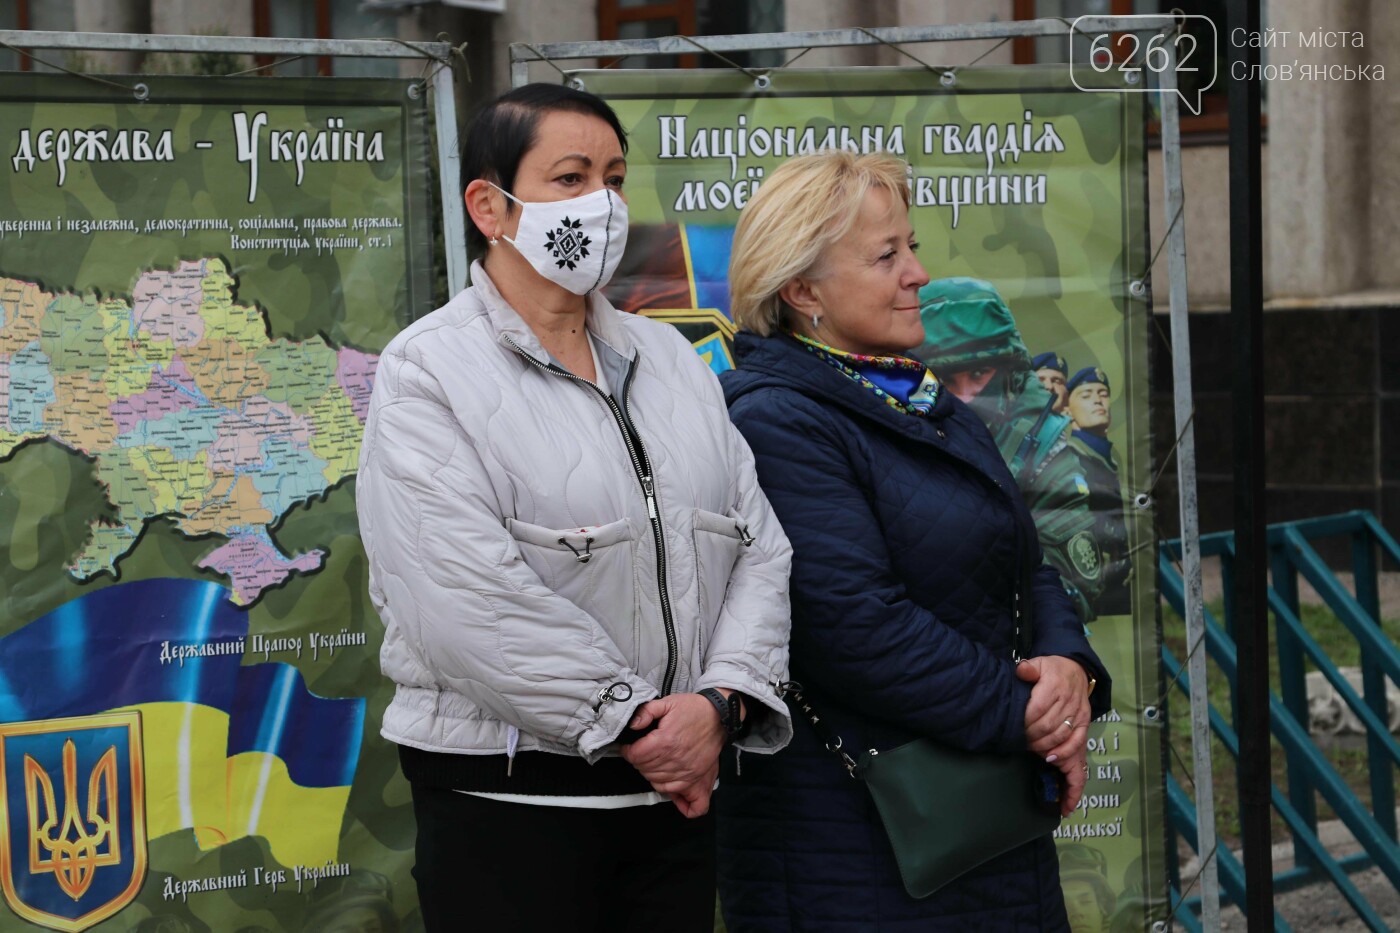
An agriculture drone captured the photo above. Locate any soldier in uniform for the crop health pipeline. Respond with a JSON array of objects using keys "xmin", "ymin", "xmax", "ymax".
[
  {"xmin": 1064, "ymin": 366, "xmax": 1131, "ymax": 616},
  {"xmin": 915, "ymin": 277, "xmax": 1111, "ymax": 623},
  {"xmin": 1033, "ymin": 350, "xmax": 1070, "ymax": 413},
  {"xmin": 1057, "ymin": 844, "xmax": 1115, "ymax": 933}
]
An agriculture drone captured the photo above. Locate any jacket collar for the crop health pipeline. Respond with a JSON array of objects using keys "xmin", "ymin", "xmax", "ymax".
[
  {"xmin": 468, "ymin": 259, "xmax": 638, "ymax": 367},
  {"xmin": 729, "ymin": 331, "xmax": 958, "ymax": 441}
]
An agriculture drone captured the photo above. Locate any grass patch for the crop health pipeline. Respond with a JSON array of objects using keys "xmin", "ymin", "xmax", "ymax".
[{"xmin": 1162, "ymin": 598, "xmax": 1400, "ymax": 851}]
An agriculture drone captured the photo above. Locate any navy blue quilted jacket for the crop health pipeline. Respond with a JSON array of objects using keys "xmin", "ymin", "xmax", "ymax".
[{"xmin": 715, "ymin": 332, "xmax": 1112, "ymax": 932}]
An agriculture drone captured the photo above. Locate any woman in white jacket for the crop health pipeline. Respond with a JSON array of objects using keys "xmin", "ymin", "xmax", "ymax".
[{"xmin": 356, "ymin": 83, "xmax": 793, "ymax": 932}]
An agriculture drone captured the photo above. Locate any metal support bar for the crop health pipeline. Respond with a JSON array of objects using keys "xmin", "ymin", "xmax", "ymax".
[
  {"xmin": 1157, "ymin": 33, "xmax": 1221, "ymax": 933},
  {"xmin": 1169, "ymin": 887, "xmax": 1206, "ymax": 933},
  {"xmin": 1351, "ymin": 532, "xmax": 1397, "ymax": 841},
  {"xmin": 1270, "ymin": 545, "xmax": 1318, "ymax": 869},
  {"xmin": 1362, "ymin": 512, "xmax": 1400, "ymax": 566},
  {"xmin": 431, "ymin": 61, "xmax": 469, "ymax": 295},
  {"xmin": 508, "ymin": 16, "xmax": 1177, "ymax": 69},
  {"xmin": 1167, "ymin": 774, "xmax": 1273, "ymax": 930},
  {"xmin": 1283, "ymin": 531, "xmax": 1400, "ymax": 686},
  {"xmin": 0, "ymin": 30, "xmax": 454, "ymax": 60},
  {"xmin": 1166, "ymin": 514, "xmax": 1400, "ymax": 928},
  {"xmin": 1266, "ymin": 593, "xmax": 1400, "ymax": 772},
  {"xmin": 1160, "ymin": 564, "xmax": 1400, "ymax": 896},
  {"xmin": 1225, "ymin": 1, "xmax": 1273, "ymax": 926},
  {"xmin": 1264, "ymin": 510, "xmax": 1372, "ymax": 542},
  {"xmin": 1163, "ymin": 639, "xmax": 1390, "ymax": 932}
]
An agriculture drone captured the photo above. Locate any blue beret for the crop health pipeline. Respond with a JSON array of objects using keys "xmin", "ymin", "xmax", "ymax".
[
  {"xmin": 1067, "ymin": 366, "xmax": 1110, "ymax": 394},
  {"xmin": 1031, "ymin": 351, "xmax": 1067, "ymax": 374}
]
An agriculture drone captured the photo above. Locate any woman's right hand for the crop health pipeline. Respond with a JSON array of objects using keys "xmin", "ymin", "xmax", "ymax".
[
  {"xmin": 1017, "ymin": 658, "xmax": 1091, "ymax": 816},
  {"xmin": 619, "ymin": 694, "xmax": 726, "ymax": 817},
  {"xmin": 1016, "ymin": 656, "xmax": 1091, "ymax": 763}
]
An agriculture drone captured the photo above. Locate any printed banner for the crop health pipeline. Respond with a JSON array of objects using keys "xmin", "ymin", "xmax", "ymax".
[
  {"xmin": 584, "ymin": 66, "xmax": 1165, "ymax": 932},
  {"xmin": 0, "ymin": 74, "xmax": 435, "ymax": 931}
]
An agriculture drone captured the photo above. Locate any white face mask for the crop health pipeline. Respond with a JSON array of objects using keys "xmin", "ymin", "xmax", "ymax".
[{"xmin": 492, "ymin": 183, "xmax": 629, "ymax": 295}]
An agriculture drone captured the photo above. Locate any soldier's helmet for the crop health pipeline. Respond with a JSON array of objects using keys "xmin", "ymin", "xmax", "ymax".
[{"xmin": 914, "ymin": 276, "xmax": 1033, "ymax": 377}]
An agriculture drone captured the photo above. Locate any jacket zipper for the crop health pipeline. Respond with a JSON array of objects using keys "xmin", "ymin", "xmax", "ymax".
[{"xmin": 503, "ymin": 335, "xmax": 680, "ymax": 695}]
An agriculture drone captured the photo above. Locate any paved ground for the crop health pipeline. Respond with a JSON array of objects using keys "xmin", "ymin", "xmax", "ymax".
[
  {"xmin": 1253, "ymin": 865, "xmax": 1400, "ymax": 930},
  {"xmin": 1178, "ymin": 825, "xmax": 1400, "ymax": 929}
]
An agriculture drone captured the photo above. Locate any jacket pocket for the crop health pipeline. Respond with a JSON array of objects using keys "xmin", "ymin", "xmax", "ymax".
[
  {"xmin": 505, "ymin": 516, "xmax": 638, "ymax": 663},
  {"xmin": 692, "ymin": 508, "xmax": 754, "ymax": 660}
]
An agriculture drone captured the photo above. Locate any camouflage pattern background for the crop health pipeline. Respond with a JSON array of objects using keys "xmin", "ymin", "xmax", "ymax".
[
  {"xmin": 0, "ymin": 74, "xmax": 434, "ymax": 932},
  {"xmin": 584, "ymin": 66, "xmax": 1165, "ymax": 933}
]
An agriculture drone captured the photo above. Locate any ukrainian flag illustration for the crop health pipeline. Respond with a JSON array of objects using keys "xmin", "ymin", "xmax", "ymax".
[
  {"xmin": 0, "ymin": 579, "xmax": 364, "ymax": 871},
  {"xmin": 680, "ymin": 224, "xmax": 736, "ymax": 316}
]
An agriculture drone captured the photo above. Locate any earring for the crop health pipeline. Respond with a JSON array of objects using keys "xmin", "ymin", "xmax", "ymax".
[
  {"xmin": 489, "ymin": 236, "xmax": 498, "ymax": 246},
  {"xmin": 811, "ymin": 313, "xmax": 822, "ymax": 329}
]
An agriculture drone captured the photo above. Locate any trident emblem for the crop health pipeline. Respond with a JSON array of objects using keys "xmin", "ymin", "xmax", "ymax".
[
  {"xmin": 24, "ymin": 740, "xmax": 121, "ymax": 901},
  {"xmin": 0, "ymin": 711, "xmax": 147, "ymax": 932}
]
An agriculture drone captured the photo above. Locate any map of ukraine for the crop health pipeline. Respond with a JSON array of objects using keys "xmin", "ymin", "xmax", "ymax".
[{"xmin": 0, "ymin": 258, "xmax": 377, "ymax": 605}]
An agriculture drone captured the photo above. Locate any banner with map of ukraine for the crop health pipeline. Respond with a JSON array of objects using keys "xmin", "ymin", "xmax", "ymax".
[
  {"xmin": 0, "ymin": 74, "xmax": 434, "ymax": 931},
  {"xmin": 585, "ymin": 67, "xmax": 1165, "ymax": 932}
]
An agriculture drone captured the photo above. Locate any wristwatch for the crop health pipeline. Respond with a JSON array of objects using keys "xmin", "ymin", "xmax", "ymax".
[{"xmin": 698, "ymin": 688, "xmax": 748, "ymax": 741}]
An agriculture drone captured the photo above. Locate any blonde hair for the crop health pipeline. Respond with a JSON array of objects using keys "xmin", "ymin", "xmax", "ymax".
[{"xmin": 729, "ymin": 150, "xmax": 912, "ymax": 336}]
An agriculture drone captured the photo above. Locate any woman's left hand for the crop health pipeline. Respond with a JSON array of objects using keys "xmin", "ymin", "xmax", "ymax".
[
  {"xmin": 619, "ymin": 694, "xmax": 727, "ymax": 817},
  {"xmin": 1017, "ymin": 656, "xmax": 1092, "ymax": 763}
]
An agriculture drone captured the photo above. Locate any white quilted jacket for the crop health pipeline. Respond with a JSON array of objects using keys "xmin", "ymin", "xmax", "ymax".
[{"xmin": 357, "ymin": 262, "xmax": 793, "ymax": 763}]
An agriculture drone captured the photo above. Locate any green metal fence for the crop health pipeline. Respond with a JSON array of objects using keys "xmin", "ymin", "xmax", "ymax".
[{"xmin": 1159, "ymin": 511, "xmax": 1400, "ymax": 932}]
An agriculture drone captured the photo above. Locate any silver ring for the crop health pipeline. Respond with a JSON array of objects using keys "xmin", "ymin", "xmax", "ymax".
[{"xmin": 1063, "ymin": 719, "xmax": 1074, "ymax": 729}]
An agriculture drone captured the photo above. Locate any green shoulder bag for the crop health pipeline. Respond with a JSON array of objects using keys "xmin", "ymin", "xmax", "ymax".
[{"xmin": 783, "ymin": 541, "xmax": 1063, "ymax": 899}]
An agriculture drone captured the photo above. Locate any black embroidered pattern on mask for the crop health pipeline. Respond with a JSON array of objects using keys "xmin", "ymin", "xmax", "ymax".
[{"xmin": 544, "ymin": 217, "xmax": 592, "ymax": 270}]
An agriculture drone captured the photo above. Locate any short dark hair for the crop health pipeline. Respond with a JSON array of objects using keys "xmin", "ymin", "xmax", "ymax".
[{"xmin": 459, "ymin": 83, "xmax": 629, "ymax": 255}]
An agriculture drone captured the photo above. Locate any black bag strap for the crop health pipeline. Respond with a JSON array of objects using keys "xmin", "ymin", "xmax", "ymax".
[
  {"xmin": 781, "ymin": 680, "xmax": 860, "ymax": 777},
  {"xmin": 789, "ymin": 510, "xmax": 1038, "ymax": 776}
]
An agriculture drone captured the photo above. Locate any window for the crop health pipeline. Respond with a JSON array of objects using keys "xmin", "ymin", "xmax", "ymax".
[
  {"xmin": 598, "ymin": 0, "xmax": 785, "ymax": 70},
  {"xmin": 4, "ymin": 0, "xmax": 78, "ymax": 73},
  {"xmin": 1012, "ymin": 0, "xmax": 1132, "ymax": 68},
  {"xmin": 252, "ymin": 0, "xmax": 400, "ymax": 78},
  {"xmin": 0, "ymin": 1, "xmax": 27, "ymax": 72},
  {"xmin": 599, "ymin": 1, "xmax": 698, "ymax": 70}
]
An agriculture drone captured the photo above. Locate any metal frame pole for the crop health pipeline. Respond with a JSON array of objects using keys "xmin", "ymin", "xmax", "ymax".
[
  {"xmin": 0, "ymin": 30, "xmax": 450, "ymax": 59},
  {"xmin": 1160, "ymin": 39, "xmax": 1222, "ymax": 933},
  {"xmin": 508, "ymin": 17, "xmax": 1177, "ymax": 66},
  {"xmin": 1225, "ymin": 0, "xmax": 1274, "ymax": 927},
  {"xmin": 430, "ymin": 62, "xmax": 469, "ymax": 294}
]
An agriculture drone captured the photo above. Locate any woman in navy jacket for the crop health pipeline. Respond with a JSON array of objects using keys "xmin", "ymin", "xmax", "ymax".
[{"xmin": 714, "ymin": 150, "xmax": 1112, "ymax": 931}]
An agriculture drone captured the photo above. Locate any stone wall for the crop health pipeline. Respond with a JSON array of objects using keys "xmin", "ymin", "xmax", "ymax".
[{"xmin": 1151, "ymin": 304, "xmax": 1400, "ymax": 558}]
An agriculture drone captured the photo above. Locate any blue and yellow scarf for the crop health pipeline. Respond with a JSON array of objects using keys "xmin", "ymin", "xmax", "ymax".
[{"xmin": 790, "ymin": 333, "xmax": 940, "ymax": 416}]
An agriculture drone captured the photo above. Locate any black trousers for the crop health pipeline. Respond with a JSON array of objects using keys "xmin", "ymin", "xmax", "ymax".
[{"xmin": 410, "ymin": 784, "xmax": 716, "ymax": 933}]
